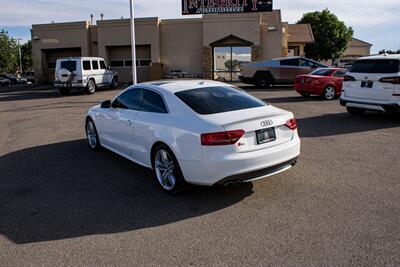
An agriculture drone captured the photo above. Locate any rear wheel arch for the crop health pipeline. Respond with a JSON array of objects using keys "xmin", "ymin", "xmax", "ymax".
[
  {"xmin": 253, "ymin": 70, "xmax": 275, "ymax": 82},
  {"xmin": 150, "ymin": 141, "xmax": 177, "ymax": 169},
  {"xmin": 253, "ymin": 71, "xmax": 275, "ymax": 88}
]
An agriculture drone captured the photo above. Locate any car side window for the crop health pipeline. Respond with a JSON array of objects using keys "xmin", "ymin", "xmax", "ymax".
[
  {"xmin": 100, "ymin": 61, "xmax": 107, "ymax": 70},
  {"xmin": 141, "ymin": 89, "xmax": 168, "ymax": 114},
  {"xmin": 92, "ymin": 60, "xmax": 99, "ymax": 70},
  {"xmin": 299, "ymin": 59, "xmax": 314, "ymax": 67},
  {"xmin": 334, "ymin": 70, "xmax": 347, "ymax": 77},
  {"xmin": 280, "ymin": 59, "xmax": 299, "ymax": 66},
  {"xmin": 83, "ymin": 61, "xmax": 91, "ymax": 70},
  {"xmin": 112, "ymin": 89, "xmax": 143, "ymax": 110}
]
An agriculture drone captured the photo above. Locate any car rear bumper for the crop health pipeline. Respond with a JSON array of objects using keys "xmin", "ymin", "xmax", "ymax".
[
  {"xmin": 179, "ymin": 134, "xmax": 301, "ymax": 186},
  {"xmin": 54, "ymin": 81, "xmax": 85, "ymax": 88},
  {"xmin": 340, "ymin": 97, "xmax": 400, "ymax": 112}
]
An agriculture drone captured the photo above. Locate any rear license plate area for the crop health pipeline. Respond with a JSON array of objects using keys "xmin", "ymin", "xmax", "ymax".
[
  {"xmin": 256, "ymin": 127, "xmax": 276, "ymax": 144},
  {"xmin": 361, "ymin": 81, "xmax": 373, "ymax": 88}
]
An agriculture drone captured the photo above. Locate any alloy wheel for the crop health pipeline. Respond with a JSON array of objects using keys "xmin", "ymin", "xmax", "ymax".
[
  {"xmin": 86, "ymin": 120, "xmax": 97, "ymax": 148},
  {"xmin": 154, "ymin": 149, "xmax": 177, "ymax": 191},
  {"xmin": 324, "ymin": 86, "xmax": 336, "ymax": 100}
]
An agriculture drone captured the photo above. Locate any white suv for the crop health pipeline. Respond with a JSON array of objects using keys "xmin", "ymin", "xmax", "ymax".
[
  {"xmin": 340, "ymin": 54, "xmax": 400, "ymax": 114},
  {"xmin": 54, "ymin": 57, "xmax": 118, "ymax": 95}
]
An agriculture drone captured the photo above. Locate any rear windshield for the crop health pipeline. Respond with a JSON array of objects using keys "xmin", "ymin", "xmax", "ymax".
[
  {"xmin": 310, "ymin": 68, "xmax": 333, "ymax": 76},
  {"xmin": 60, "ymin": 60, "xmax": 77, "ymax": 72},
  {"xmin": 351, "ymin": 59, "xmax": 400, "ymax": 73},
  {"xmin": 175, "ymin": 86, "xmax": 266, "ymax": 115}
]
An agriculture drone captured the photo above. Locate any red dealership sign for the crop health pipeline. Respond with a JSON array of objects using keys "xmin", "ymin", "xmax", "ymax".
[{"xmin": 182, "ymin": 0, "xmax": 273, "ymax": 15}]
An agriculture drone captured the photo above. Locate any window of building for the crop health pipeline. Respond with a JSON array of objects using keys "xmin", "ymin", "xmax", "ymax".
[
  {"xmin": 141, "ymin": 89, "xmax": 168, "ymax": 113},
  {"xmin": 92, "ymin": 60, "xmax": 99, "ymax": 70},
  {"xmin": 110, "ymin": 60, "xmax": 124, "ymax": 67},
  {"xmin": 139, "ymin": 60, "xmax": 151, "ymax": 67},
  {"xmin": 83, "ymin": 60, "xmax": 91, "ymax": 70}
]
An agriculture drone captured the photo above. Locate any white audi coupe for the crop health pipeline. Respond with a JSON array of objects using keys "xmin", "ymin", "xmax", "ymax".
[{"xmin": 85, "ymin": 80, "xmax": 300, "ymax": 193}]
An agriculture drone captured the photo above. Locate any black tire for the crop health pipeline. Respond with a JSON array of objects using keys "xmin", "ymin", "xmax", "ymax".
[
  {"xmin": 152, "ymin": 143, "xmax": 187, "ymax": 195},
  {"xmin": 85, "ymin": 118, "xmax": 102, "ymax": 150},
  {"xmin": 86, "ymin": 79, "xmax": 96, "ymax": 94},
  {"xmin": 255, "ymin": 75, "xmax": 272, "ymax": 89},
  {"xmin": 59, "ymin": 87, "xmax": 71, "ymax": 96},
  {"xmin": 322, "ymin": 85, "xmax": 336, "ymax": 100},
  {"xmin": 347, "ymin": 106, "xmax": 365, "ymax": 115},
  {"xmin": 111, "ymin": 76, "xmax": 118, "ymax": 89}
]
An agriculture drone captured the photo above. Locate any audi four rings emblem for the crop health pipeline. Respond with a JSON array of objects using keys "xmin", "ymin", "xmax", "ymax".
[{"xmin": 260, "ymin": 120, "xmax": 273, "ymax": 127}]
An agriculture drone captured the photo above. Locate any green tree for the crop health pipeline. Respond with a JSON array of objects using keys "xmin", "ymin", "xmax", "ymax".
[
  {"xmin": 0, "ymin": 30, "xmax": 18, "ymax": 73},
  {"xmin": 224, "ymin": 59, "xmax": 239, "ymax": 70},
  {"xmin": 297, "ymin": 9, "xmax": 353, "ymax": 61},
  {"xmin": 21, "ymin": 40, "xmax": 33, "ymax": 71}
]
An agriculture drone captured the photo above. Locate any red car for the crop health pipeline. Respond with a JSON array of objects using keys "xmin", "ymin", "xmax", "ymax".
[{"xmin": 294, "ymin": 68, "xmax": 348, "ymax": 100}]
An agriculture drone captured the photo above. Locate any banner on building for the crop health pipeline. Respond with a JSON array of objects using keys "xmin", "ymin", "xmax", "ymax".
[{"xmin": 182, "ymin": 0, "xmax": 273, "ymax": 15}]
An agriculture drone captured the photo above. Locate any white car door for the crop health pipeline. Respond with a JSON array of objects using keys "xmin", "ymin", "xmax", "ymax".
[
  {"xmin": 107, "ymin": 89, "xmax": 143, "ymax": 157},
  {"xmin": 132, "ymin": 89, "xmax": 170, "ymax": 166},
  {"xmin": 100, "ymin": 60, "xmax": 112, "ymax": 85},
  {"xmin": 91, "ymin": 60, "xmax": 102, "ymax": 85}
]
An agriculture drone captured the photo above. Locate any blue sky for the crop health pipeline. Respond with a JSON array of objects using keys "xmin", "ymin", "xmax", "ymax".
[{"xmin": 1, "ymin": 0, "xmax": 400, "ymax": 53}]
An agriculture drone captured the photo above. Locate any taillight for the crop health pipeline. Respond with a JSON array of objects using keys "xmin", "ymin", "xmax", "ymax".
[
  {"xmin": 379, "ymin": 76, "xmax": 400, "ymax": 84},
  {"xmin": 201, "ymin": 130, "xmax": 245, "ymax": 146},
  {"xmin": 343, "ymin": 75, "xmax": 356, "ymax": 82},
  {"xmin": 285, "ymin": 118, "xmax": 297, "ymax": 130}
]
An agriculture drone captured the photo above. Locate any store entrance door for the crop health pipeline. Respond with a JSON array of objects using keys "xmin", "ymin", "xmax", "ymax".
[{"xmin": 213, "ymin": 46, "xmax": 251, "ymax": 82}]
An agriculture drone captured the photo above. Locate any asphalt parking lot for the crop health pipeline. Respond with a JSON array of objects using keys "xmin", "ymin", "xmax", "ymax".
[{"xmin": 0, "ymin": 84, "xmax": 399, "ymax": 266}]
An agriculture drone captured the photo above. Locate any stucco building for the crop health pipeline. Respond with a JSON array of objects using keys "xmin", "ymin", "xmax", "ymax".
[{"xmin": 32, "ymin": 10, "xmax": 318, "ymax": 84}]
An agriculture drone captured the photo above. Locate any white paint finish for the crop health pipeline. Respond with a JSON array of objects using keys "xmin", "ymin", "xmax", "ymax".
[{"xmin": 87, "ymin": 80, "xmax": 301, "ymax": 185}]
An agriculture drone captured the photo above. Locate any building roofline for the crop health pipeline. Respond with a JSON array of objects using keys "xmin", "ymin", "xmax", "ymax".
[{"xmin": 352, "ymin": 37, "xmax": 373, "ymax": 46}]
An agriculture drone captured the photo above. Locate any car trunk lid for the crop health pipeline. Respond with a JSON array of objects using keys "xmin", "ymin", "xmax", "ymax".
[{"xmin": 200, "ymin": 106, "xmax": 295, "ymax": 152}]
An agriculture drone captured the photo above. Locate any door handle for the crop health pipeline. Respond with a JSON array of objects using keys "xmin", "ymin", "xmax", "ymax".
[{"xmin": 126, "ymin": 119, "xmax": 133, "ymax": 125}]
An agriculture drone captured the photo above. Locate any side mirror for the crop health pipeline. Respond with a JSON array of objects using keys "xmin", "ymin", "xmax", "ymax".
[{"xmin": 100, "ymin": 100, "xmax": 111, "ymax": 108}]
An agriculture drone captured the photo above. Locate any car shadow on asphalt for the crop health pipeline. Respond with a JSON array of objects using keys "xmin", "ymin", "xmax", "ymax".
[
  {"xmin": 263, "ymin": 95, "xmax": 323, "ymax": 104},
  {"xmin": 241, "ymin": 85, "xmax": 294, "ymax": 92},
  {"xmin": 0, "ymin": 139, "xmax": 253, "ymax": 244},
  {"xmin": 0, "ymin": 85, "xmax": 122, "ymax": 102},
  {"xmin": 297, "ymin": 112, "xmax": 400, "ymax": 138}
]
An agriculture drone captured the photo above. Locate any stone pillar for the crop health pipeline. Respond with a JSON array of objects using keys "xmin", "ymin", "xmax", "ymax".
[
  {"xmin": 202, "ymin": 46, "xmax": 213, "ymax": 80},
  {"xmin": 251, "ymin": 45, "xmax": 262, "ymax": 62}
]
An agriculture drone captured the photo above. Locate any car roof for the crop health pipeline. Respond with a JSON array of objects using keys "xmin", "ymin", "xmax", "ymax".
[
  {"xmin": 273, "ymin": 56, "xmax": 305, "ymax": 61},
  {"xmin": 358, "ymin": 54, "xmax": 400, "ymax": 60},
  {"xmin": 143, "ymin": 80, "xmax": 233, "ymax": 93},
  {"xmin": 57, "ymin": 57, "xmax": 105, "ymax": 60}
]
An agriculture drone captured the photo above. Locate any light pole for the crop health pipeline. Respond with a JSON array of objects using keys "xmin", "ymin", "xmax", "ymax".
[
  {"xmin": 130, "ymin": 0, "xmax": 137, "ymax": 84},
  {"xmin": 17, "ymin": 38, "xmax": 23, "ymax": 75}
]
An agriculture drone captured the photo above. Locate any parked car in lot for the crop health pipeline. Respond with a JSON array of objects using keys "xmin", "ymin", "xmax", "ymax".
[
  {"xmin": 239, "ymin": 56, "xmax": 328, "ymax": 88},
  {"xmin": 22, "ymin": 71, "xmax": 35, "ymax": 83},
  {"xmin": 54, "ymin": 57, "xmax": 118, "ymax": 95},
  {"xmin": 0, "ymin": 77, "xmax": 11, "ymax": 86},
  {"xmin": 340, "ymin": 54, "xmax": 400, "ymax": 114},
  {"xmin": 294, "ymin": 68, "xmax": 348, "ymax": 100},
  {"xmin": 85, "ymin": 80, "xmax": 300, "ymax": 193},
  {"xmin": 0, "ymin": 74, "xmax": 27, "ymax": 85}
]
